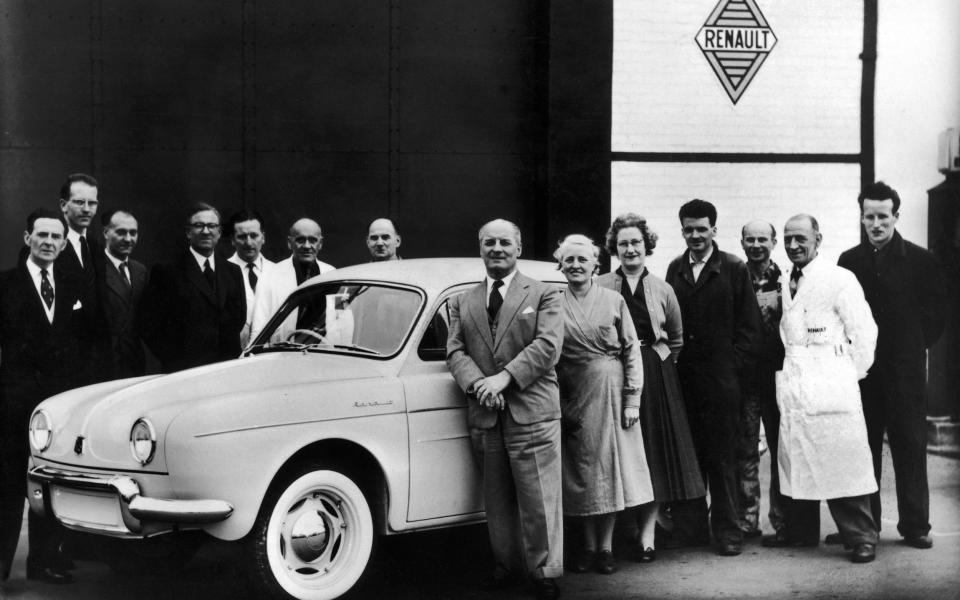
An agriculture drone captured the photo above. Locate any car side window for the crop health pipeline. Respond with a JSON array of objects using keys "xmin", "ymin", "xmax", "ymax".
[{"xmin": 417, "ymin": 292, "xmax": 464, "ymax": 361}]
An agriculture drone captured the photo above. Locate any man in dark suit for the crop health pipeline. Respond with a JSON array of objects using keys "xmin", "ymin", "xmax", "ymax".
[
  {"xmin": 446, "ymin": 219, "xmax": 564, "ymax": 600},
  {"xmin": 1, "ymin": 209, "xmax": 96, "ymax": 584},
  {"xmin": 57, "ymin": 173, "xmax": 102, "ymax": 287},
  {"xmin": 665, "ymin": 199, "xmax": 762, "ymax": 557},
  {"xmin": 96, "ymin": 209, "xmax": 148, "ymax": 379},
  {"xmin": 836, "ymin": 182, "xmax": 946, "ymax": 549},
  {"xmin": 138, "ymin": 202, "xmax": 246, "ymax": 373}
]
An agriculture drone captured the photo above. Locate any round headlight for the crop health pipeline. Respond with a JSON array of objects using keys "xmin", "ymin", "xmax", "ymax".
[
  {"xmin": 129, "ymin": 418, "xmax": 157, "ymax": 465},
  {"xmin": 29, "ymin": 410, "xmax": 53, "ymax": 452}
]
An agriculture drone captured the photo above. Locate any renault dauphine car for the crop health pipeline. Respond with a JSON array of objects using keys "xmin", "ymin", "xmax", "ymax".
[{"xmin": 27, "ymin": 258, "xmax": 564, "ymax": 600}]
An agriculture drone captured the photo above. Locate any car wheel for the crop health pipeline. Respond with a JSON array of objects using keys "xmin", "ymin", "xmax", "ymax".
[{"xmin": 250, "ymin": 466, "xmax": 375, "ymax": 600}]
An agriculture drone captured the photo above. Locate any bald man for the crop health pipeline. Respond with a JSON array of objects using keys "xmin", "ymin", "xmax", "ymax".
[
  {"xmin": 249, "ymin": 218, "xmax": 335, "ymax": 343},
  {"xmin": 367, "ymin": 218, "xmax": 401, "ymax": 261},
  {"xmin": 739, "ymin": 221, "xmax": 787, "ymax": 544}
]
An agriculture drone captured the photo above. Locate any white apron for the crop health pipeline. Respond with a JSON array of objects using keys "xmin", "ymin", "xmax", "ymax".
[{"xmin": 776, "ymin": 258, "xmax": 878, "ymax": 500}]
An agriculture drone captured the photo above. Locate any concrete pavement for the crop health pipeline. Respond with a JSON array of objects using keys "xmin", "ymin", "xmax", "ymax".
[{"xmin": 2, "ymin": 445, "xmax": 958, "ymax": 600}]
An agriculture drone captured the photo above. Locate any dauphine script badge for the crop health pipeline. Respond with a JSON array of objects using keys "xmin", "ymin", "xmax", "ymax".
[{"xmin": 695, "ymin": 0, "xmax": 777, "ymax": 104}]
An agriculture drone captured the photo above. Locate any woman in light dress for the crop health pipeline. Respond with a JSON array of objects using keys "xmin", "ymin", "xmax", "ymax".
[{"xmin": 555, "ymin": 234, "xmax": 654, "ymax": 575}]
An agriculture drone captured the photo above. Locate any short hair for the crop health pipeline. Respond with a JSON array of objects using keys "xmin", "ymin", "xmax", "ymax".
[
  {"xmin": 184, "ymin": 202, "xmax": 221, "ymax": 226},
  {"xmin": 605, "ymin": 213, "xmax": 658, "ymax": 256},
  {"xmin": 553, "ymin": 234, "xmax": 600, "ymax": 263},
  {"xmin": 858, "ymin": 181, "xmax": 901, "ymax": 213},
  {"xmin": 478, "ymin": 219, "xmax": 522, "ymax": 244},
  {"xmin": 740, "ymin": 221, "xmax": 777, "ymax": 240},
  {"xmin": 787, "ymin": 214, "xmax": 820, "ymax": 233},
  {"xmin": 26, "ymin": 208, "xmax": 67, "ymax": 234},
  {"xmin": 369, "ymin": 218, "xmax": 400, "ymax": 236},
  {"xmin": 227, "ymin": 209, "xmax": 266, "ymax": 237},
  {"xmin": 678, "ymin": 199, "xmax": 718, "ymax": 227},
  {"xmin": 59, "ymin": 173, "xmax": 98, "ymax": 200},
  {"xmin": 101, "ymin": 208, "xmax": 136, "ymax": 228}
]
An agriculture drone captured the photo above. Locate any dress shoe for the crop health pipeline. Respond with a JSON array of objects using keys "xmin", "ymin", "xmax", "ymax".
[
  {"xmin": 824, "ymin": 532, "xmax": 842, "ymax": 545},
  {"xmin": 850, "ymin": 543, "xmax": 876, "ymax": 564},
  {"xmin": 902, "ymin": 535, "xmax": 933, "ymax": 549},
  {"xmin": 761, "ymin": 531, "xmax": 818, "ymax": 548},
  {"xmin": 570, "ymin": 548, "xmax": 595, "ymax": 573},
  {"xmin": 26, "ymin": 563, "xmax": 74, "ymax": 584},
  {"xmin": 716, "ymin": 541, "xmax": 742, "ymax": 556},
  {"xmin": 479, "ymin": 566, "xmax": 516, "ymax": 591},
  {"xmin": 637, "ymin": 546, "xmax": 656, "ymax": 563},
  {"xmin": 595, "ymin": 550, "xmax": 616, "ymax": 575},
  {"xmin": 532, "ymin": 577, "xmax": 561, "ymax": 600}
]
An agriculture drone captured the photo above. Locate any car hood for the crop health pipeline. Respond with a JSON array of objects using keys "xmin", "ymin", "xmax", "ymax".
[{"xmin": 33, "ymin": 353, "xmax": 397, "ymax": 472}]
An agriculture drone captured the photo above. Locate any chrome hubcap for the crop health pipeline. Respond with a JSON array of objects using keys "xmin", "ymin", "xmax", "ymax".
[{"xmin": 280, "ymin": 492, "xmax": 347, "ymax": 576}]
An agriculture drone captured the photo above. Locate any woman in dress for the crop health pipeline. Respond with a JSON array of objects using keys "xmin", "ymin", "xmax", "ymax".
[
  {"xmin": 597, "ymin": 213, "xmax": 705, "ymax": 563},
  {"xmin": 555, "ymin": 234, "xmax": 654, "ymax": 575}
]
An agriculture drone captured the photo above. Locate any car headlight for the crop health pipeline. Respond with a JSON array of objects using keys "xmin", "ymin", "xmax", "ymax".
[
  {"xmin": 29, "ymin": 410, "xmax": 53, "ymax": 452},
  {"xmin": 129, "ymin": 418, "xmax": 157, "ymax": 465}
]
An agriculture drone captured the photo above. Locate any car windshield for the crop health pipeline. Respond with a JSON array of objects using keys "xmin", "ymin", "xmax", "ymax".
[{"xmin": 248, "ymin": 282, "xmax": 423, "ymax": 357}]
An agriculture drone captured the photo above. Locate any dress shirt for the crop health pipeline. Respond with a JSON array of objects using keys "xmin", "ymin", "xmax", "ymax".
[
  {"xmin": 25, "ymin": 259, "xmax": 56, "ymax": 323},
  {"xmin": 67, "ymin": 228, "xmax": 88, "ymax": 267},
  {"xmin": 189, "ymin": 247, "xmax": 215, "ymax": 271},
  {"xmin": 485, "ymin": 269, "xmax": 517, "ymax": 308},
  {"xmin": 689, "ymin": 244, "xmax": 714, "ymax": 282}
]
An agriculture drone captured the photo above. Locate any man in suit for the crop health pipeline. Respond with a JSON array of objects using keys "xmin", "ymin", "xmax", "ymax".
[
  {"xmin": 97, "ymin": 209, "xmax": 148, "ymax": 379},
  {"xmin": 226, "ymin": 210, "xmax": 275, "ymax": 348},
  {"xmin": 1, "ymin": 209, "xmax": 96, "ymax": 584},
  {"xmin": 137, "ymin": 203, "xmax": 246, "ymax": 372},
  {"xmin": 835, "ymin": 182, "xmax": 946, "ymax": 549},
  {"xmin": 57, "ymin": 173, "xmax": 102, "ymax": 289},
  {"xmin": 249, "ymin": 218, "xmax": 335, "ymax": 343},
  {"xmin": 366, "ymin": 218, "xmax": 401, "ymax": 261},
  {"xmin": 446, "ymin": 219, "xmax": 564, "ymax": 600},
  {"xmin": 664, "ymin": 199, "xmax": 762, "ymax": 557}
]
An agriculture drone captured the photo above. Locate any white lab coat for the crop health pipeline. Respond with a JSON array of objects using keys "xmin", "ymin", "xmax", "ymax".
[
  {"xmin": 227, "ymin": 253, "xmax": 277, "ymax": 348},
  {"xmin": 248, "ymin": 256, "xmax": 335, "ymax": 345},
  {"xmin": 776, "ymin": 256, "xmax": 878, "ymax": 500}
]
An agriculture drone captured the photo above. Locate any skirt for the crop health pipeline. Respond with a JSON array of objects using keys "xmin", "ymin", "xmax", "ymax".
[{"xmin": 639, "ymin": 345, "xmax": 706, "ymax": 502}]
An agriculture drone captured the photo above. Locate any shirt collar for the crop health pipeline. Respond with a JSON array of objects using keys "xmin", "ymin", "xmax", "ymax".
[
  {"xmin": 190, "ymin": 247, "xmax": 214, "ymax": 270},
  {"xmin": 67, "ymin": 228, "xmax": 86, "ymax": 245},
  {"xmin": 486, "ymin": 269, "xmax": 518, "ymax": 296},
  {"xmin": 26, "ymin": 258, "xmax": 53, "ymax": 280},
  {"xmin": 688, "ymin": 243, "xmax": 714, "ymax": 265},
  {"xmin": 104, "ymin": 248, "xmax": 128, "ymax": 270},
  {"xmin": 231, "ymin": 252, "xmax": 263, "ymax": 270}
]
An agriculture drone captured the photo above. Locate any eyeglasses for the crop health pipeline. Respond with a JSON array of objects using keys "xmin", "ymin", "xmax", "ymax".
[
  {"xmin": 68, "ymin": 199, "xmax": 99, "ymax": 208},
  {"xmin": 189, "ymin": 222, "xmax": 222, "ymax": 232}
]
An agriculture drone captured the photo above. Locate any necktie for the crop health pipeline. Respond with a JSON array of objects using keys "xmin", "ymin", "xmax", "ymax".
[
  {"xmin": 246, "ymin": 262, "xmax": 258, "ymax": 291},
  {"xmin": 487, "ymin": 279, "xmax": 504, "ymax": 320},
  {"xmin": 119, "ymin": 261, "xmax": 131, "ymax": 287},
  {"xmin": 789, "ymin": 267, "xmax": 803, "ymax": 299},
  {"xmin": 203, "ymin": 259, "xmax": 217, "ymax": 290},
  {"xmin": 79, "ymin": 235, "xmax": 90, "ymax": 268},
  {"xmin": 40, "ymin": 268, "xmax": 55, "ymax": 309}
]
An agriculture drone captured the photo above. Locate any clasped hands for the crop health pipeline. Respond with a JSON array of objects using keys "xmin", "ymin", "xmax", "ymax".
[{"xmin": 472, "ymin": 371, "xmax": 512, "ymax": 411}]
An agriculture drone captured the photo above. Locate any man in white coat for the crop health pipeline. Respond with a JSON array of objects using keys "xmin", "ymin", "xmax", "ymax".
[
  {"xmin": 249, "ymin": 218, "xmax": 335, "ymax": 343},
  {"xmin": 775, "ymin": 214, "xmax": 879, "ymax": 563},
  {"xmin": 226, "ymin": 210, "xmax": 275, "ymax": 348}
]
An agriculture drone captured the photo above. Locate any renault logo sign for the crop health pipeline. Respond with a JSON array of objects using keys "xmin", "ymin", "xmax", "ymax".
[{"xmin": 696, "ymin": 0, "xmax": 777, "ymax": 104}]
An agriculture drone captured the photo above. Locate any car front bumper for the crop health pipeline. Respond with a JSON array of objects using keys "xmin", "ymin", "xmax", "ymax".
[{"xmin": 28, "ymin": 465, "xmax": 234, "ymax": 539}]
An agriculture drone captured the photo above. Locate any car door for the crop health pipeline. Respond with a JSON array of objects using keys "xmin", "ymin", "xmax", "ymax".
[{"xmin": 402, "ymin": 286, "xmax": 484, "ymax": 522}]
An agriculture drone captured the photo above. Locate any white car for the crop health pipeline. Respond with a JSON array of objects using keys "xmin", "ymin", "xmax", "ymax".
[{"xmin": 27, "ymin": 258, "xmax": 564, "ymax": 600}]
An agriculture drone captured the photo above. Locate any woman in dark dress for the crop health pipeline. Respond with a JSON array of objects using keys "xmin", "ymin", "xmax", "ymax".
[{"xmin": 597, "ymin": 213, "xmax": 705, "ymax": 562}]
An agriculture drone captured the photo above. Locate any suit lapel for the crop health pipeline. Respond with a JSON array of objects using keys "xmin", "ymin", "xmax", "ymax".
[
  {"xmin": 183, "ymin": 252, "xmax": 218, "ymax": 306},
  {"xmin": 493, "ymin": 274, "xmax": 529, "ymax": 351},
  {"xmin": 677, "ymin": 251, "xmax": 697, "ymax": 289},
  {"xmin": 129, "ymin": 260, "xmax": 147, "ymax": 294},
  {"xmin": 466, "ymin": 283, "xmax": 495, "ymax": 354},
  {"xmin": 104, "ymin": 260, "xmax": 132, "ymax": 307},
  {"xmin": 15, "ymin": 266, "xmax": 50, "ymax": 328}
]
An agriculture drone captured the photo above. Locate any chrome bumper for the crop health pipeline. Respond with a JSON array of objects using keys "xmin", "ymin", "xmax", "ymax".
[{"xmin": 28, "ymin": 466, "xmax": 233, "ymax": 538}]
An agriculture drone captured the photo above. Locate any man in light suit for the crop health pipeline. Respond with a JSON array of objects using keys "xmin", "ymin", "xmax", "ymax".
[
  {"xmin": 226, "ymin": 210, "xmax": 275, "ymax": 348},
  {"xmin": 137, "ymin": 203, "xmax": 246, "ymax": 372},
  {"xmin": 446, "ymin": 219, "xmax": 564, "ymax": 600},
  {"xmin": 249, "ymin": 218, "xmax": 335, "ymax": 343},
  {"xmin": 1, "ymin": 209, "xmax": 96, "ymax": 584},
  {"xmin": 96, "ymin": 209, "xmax": 148, "ymax": 379}
]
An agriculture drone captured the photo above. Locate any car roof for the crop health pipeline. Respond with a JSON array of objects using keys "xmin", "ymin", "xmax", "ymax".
[{"xmin": 303, "ymin": 258, "xmax": 565, "ymax": 297}]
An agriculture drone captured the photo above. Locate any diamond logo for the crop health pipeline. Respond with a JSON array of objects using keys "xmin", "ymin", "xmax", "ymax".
[{"xmin": 695, "ymin": 0, "xmax": 777, "ymax": 104}]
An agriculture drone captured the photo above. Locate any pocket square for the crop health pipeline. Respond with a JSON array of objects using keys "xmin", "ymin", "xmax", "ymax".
[
  {"xmin": 72, "ymin": 300, "xmax": 83, "ymax": 310},
  {"xmin": 521, "ymin": 306, "xmax": 535, "ymax": 315}
]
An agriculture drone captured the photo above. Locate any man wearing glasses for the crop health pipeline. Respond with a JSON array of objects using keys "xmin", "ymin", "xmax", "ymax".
[
  {"xmin": 250, "ymin": 218, "xmax": 335, "ymax": 343},
  {"xmin": 138, "ymin": 202, "xmax": 246, "ymax": 372}
]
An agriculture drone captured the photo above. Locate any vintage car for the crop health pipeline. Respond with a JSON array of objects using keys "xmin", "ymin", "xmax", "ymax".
[{"xmin": 27, "ymin": 258, "xmax": 565, "ymax": 600}]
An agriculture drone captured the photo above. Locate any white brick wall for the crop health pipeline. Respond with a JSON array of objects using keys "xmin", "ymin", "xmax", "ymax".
[
  {"xmin": 612, "ymin": 0, "xmax": 863, "ymax": 153},
  {"xmin": 610, "ymin": 162, "xmax": 862, "ymax": 278}
]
